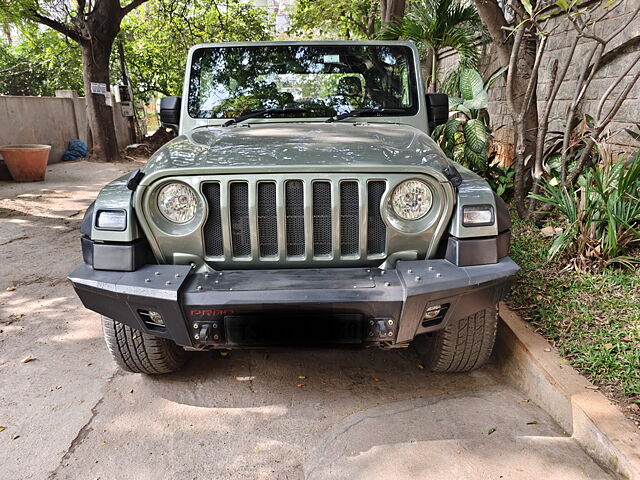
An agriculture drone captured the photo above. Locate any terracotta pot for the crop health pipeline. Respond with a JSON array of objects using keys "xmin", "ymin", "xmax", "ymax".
[{"xmin": 0, "ymin": 144, "xmax": 51, "ymax": 182}]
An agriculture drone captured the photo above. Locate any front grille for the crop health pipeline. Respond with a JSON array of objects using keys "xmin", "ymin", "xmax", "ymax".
[
  {"xmin": 202, "ymin": 177, "xmax": 388, "ymax": 263},
  {"xmin": 229, "ymin": 182, "xmax": 251, "ymax": 256}
]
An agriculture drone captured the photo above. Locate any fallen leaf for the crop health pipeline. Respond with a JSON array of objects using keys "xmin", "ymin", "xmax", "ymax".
[
  {"xmin": 585, "ymin": 385, "xmax": 599, "ymax": 390},
  {"xmin": 87, "ymin": 362, "xmax": 93, "ymax": 366},
  {"xmin": 129, "ymin": 389, "xmax": 134, "ymax": 394},
  {"xmin": 372, "ymin": 377, "xmax": 380, "ymax": 382},
  {"xmin": 544, "ymin": 348, "xmax": 551, "ymax": 352},
  {"xmin": 526, "ymin": 421, "xmax": 539, "ymax": 425},
  {"xmin": 0, "ymin": 426, "xmax": 6, "ymax": 432},
  {"xmin": 521, "ymin": 399, "xmax": 530, "ymax": 403},
  {"xmin": 298, "ymin": 375, "xmax": 306, "ymax": 379},
  {"xmin": 487, "ymin": 427, "xmax": 496, "ymax": 435},
  {"xmin": 6, "ymin": 286, "xmax": 15, "ymax": 291},
  {"xmin": 296, "ymin": 383, "xmax": 305, "ymax": 388},
  {"xmin": 603, "ymin": 343, "xmax": 613, "ymax": 350},
  {"xmin": 11, "ymin": 434, "xmax": 20, "ymax": 440},
  {"xmin": 431, "ymin": 410, "xmax": 437, "ymax": 413},
  {"xmin": 21, "ymin": 355, "xmax": 36, "ymax": 364},
  {"xmin": 417, "ymin": 363, "xmax": 425, "ymax": 369}
]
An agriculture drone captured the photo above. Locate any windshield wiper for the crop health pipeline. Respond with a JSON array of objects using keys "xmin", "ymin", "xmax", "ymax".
[
  {"xmin": 222, "ymin": 107, "xmax": 309, "ymax": 127},
  {"xmin": 325, "ymin": 107, "xmax": 406, "ymax": 123}
]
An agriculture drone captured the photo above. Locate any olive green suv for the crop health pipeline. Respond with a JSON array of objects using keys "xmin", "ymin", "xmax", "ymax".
[{"xmin": 69, "ymin": 41, "xmax": 518, "ymax": 375}]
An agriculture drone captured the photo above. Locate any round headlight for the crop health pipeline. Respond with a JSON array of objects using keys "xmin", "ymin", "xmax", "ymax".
[
  {"xmin": 157, "ymin": 183, "xmax": 198, "ymax": 223},
  {"xmin": 391, "ymin": 180, "xmax": 432, "ymax": 220}
]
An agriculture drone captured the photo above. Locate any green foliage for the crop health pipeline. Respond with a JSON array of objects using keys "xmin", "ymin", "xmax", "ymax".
[
  {"xmin": 0, "ymin": 0, "xmax": 272, "ymax": 98},
  {"xmin": 119, "ymin": 0, "xmax": 272, "ymax": 98},
  {"xmin": 432, "ymin": 67, "xmax": 514, "ymax": 199},
  {"xmin": 380, "ymin": 0, "xmax": 485, "ymax": 88},
  {"xmin": 289, "ymin": 0, "xmax": 378, "ymax": 39},
  {"xmin": 0, "ymin": 27, "xmax": 83, "ymax": 95},
  {"xmin": 509, "ymin": 215, "xmax": 640, "ymax": 398},
  {"xmin": 530, "ymin": 153, "xmax": 640, "ymax": 269}
]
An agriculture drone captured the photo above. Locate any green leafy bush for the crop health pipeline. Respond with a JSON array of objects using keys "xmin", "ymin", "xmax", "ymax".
[
  {"xmin": 530, "ymin": 153, "xmax": 640, "ymax": 270},
  {"xmin": 432, "ymin": 67, "xmax": 514, "ymax": 198}
]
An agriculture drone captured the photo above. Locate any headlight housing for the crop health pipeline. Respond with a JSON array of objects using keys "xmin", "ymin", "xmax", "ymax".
[
  {"xmin": 157, "ymin": 183, "xmax": 198, "ymax": 223},
  {"xmin": 391, "ymin": 179, "xmax": 432, "ymax": 220}
]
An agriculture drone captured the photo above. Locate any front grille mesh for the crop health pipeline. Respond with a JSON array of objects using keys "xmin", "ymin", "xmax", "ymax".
[
  {"xmin": 257, "ymin": 182, "xmax": 278, "ymax": 257},
  {"xmin": 285, "ymin": 180, "xmax": 305, "ymax": 256},
  {"xmin": 340, "ymin": 181, "xmax": 360, "ymax": 255},
  {"xmin": 202, "ymin": 183, "xmax": 224, "ymax": 256},
  {"xmin": 229, "ymin": 182, "xmax": 251, "ymax": 256},
  {"xmin": 312, "ymin": 182, "xmax": 332, "ymax": 255},
  {"xmin": 202, "ymin": 178, "xmax": 387, "ymax": 262},
  {"xmin": 367, "ymin": 181, "xmax": 387, "ymax": 254}
]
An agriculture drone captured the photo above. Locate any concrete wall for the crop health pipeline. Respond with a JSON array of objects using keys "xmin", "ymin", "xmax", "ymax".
[
  {"xmin": 0, "ymin": 91, "xmax": 132, "ymax": 179},
  {"xmin": 438, "ymin": 0, "xmax": 640, "ymax": 156}
]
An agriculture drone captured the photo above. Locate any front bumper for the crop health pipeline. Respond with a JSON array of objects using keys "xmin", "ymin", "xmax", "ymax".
[{"xmin": 68, "ymin": 258, "xmax": 519, "ymax": 348}]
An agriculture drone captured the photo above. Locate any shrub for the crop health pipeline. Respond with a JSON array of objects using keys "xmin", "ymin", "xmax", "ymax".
[{"xmin": 530, "ymin": 153, "xmax": 640, "ymax": 270}]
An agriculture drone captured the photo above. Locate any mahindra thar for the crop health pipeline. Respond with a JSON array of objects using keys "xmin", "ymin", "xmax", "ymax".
[{"xmin": 69, "ymin": 41, "xmax": 519, "ymax": 375}]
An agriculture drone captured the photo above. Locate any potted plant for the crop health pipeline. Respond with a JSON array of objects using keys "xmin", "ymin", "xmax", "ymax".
[{"xmin": 0, "ymin": 144, "xmax": 51, "ymax": 182}]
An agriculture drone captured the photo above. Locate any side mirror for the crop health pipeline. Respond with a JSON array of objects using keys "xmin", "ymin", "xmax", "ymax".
[
  {"xmin": 160, "ymin": 96, "xmax": 181, "ymax": 134},
  {"xmin": 425, "ymin": 93, "xmax": 449, "ymax": 132}
]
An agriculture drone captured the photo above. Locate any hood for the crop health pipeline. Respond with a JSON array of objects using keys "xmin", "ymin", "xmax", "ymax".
[{"xmin": 143, "ymin": 122, "xmax": 450, "ymax": 183}]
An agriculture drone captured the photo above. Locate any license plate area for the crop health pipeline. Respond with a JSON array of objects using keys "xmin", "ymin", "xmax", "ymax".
[{"xmin": 224, "ymin": 313, "xmax": 364, "ymax": 346}]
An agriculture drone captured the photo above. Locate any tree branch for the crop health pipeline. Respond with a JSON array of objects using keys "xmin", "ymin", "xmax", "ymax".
[
  {"xmin": 31, "ymin": 11, "xmax": 81, "ymax": 43},
  {"xmin": 121, "ymin": 0, "xmax": 150, "ymax": 17}
]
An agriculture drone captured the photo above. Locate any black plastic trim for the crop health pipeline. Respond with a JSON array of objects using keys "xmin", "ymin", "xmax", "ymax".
[
  {"xmin": 68, "ymin": 259, "xmax": 519, "ymax": 348},
  {"xmin": 82, "ymin": 237, "xmax": 153, "ymax": 271},
  {"xmin": 80, "ymin": 201, "xmax": 95, "ymax": 237}
]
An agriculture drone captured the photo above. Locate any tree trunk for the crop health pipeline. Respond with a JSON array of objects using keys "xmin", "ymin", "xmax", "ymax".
[
  {"xmin": 381, "ymin": 0, "xmax": 406, "ymax": 29},
  {"xmin": 473, "ymin": 0, "xmax": 539, "ymax": 218},
  {"xmin": 81, "ymin": 42, "xmax": 119, "ymax": 162}
]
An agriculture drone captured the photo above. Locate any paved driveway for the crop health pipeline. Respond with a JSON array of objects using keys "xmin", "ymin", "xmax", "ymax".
[{"xmin": 0, "ymin": 161, "xmax": 612, "ymax": 480}]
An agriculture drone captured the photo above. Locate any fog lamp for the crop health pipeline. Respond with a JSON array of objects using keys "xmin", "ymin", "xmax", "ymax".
[
  {"xmin": 140, "ymin": 310, "xmax": 164, "ymax": 326},
  {"xmin": 423, "ymin": 305, "xmax": 442, "ymax": 320}
]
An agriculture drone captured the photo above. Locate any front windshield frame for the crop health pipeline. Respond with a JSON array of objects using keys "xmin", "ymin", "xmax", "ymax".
[{"xmin": 186, "ymin": 44, "xmax": 420, "ymax": 121}]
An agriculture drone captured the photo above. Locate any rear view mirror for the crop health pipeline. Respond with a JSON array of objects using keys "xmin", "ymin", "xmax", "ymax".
[
  {"xmin": 160, "ymin": 96, "xmax": 182, "ymax": 134},
  {"xmin": 425, "ymin": 93, "xmax": 449, "ymax": 132}
]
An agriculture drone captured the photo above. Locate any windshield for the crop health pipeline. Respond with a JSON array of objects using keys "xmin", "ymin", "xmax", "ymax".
[{"xmin": 187, "ymin": 44, "xmax": 418, "ymax": 120}]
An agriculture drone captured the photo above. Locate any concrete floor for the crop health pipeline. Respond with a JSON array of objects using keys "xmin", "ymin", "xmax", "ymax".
[{"xmin": 0, "ymin": 161, "xmax": 612, "ymax": 480}]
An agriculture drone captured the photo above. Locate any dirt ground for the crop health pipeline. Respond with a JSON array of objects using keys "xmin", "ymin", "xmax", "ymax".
[{"xmin": 0, "ymin": 160, "xmax": 614, "ymax": 480}]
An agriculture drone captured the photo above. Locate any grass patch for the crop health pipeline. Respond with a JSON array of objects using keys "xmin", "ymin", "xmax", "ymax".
[{"xmin": 508, "ymin": 215, "xmax": 640, "ymax": 402}]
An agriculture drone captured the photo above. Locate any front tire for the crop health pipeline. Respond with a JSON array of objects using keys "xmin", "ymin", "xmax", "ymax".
[
  {"xmin": 414, "ymin": 306, "xmax": 498, "ymax": 373},
  {"xmin": 102, "ymin": 317, "xmax": 188, "ymax": 374}
]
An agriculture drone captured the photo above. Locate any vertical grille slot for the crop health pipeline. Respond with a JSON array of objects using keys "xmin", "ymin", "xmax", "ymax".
[
  {"xmin": 285, "ymin": 180, "xmax": 305, "ymax": 256},
  {"xmin": 229, "ymin": 182, "xmax": 251, "ymax": 257},
  {"xmin": 257, "ymin": 182, "xmax": 278, "ymax": 257},
  {"xmin": 312, "ymin": 182, "xmax": 332, "ymax": 256},
  {"xmin": 340, "ymin": 181, "xmax": 359, "ymax": 255},
  {"xmin": 202, "ymin": 183, "xmax": 224, "ymax": 257},
  {"xmin": 367, "ymin": 181, "xmax": 387, "ymax": 254}
]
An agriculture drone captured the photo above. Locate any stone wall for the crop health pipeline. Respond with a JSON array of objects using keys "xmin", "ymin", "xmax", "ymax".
[
  {"xmin": 438, "ymin": 0, "xmax": 640, "ymax": 156},
  {"xmin": 0, "ymin": 91, "xmax": 133, "ymax": 179}
]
